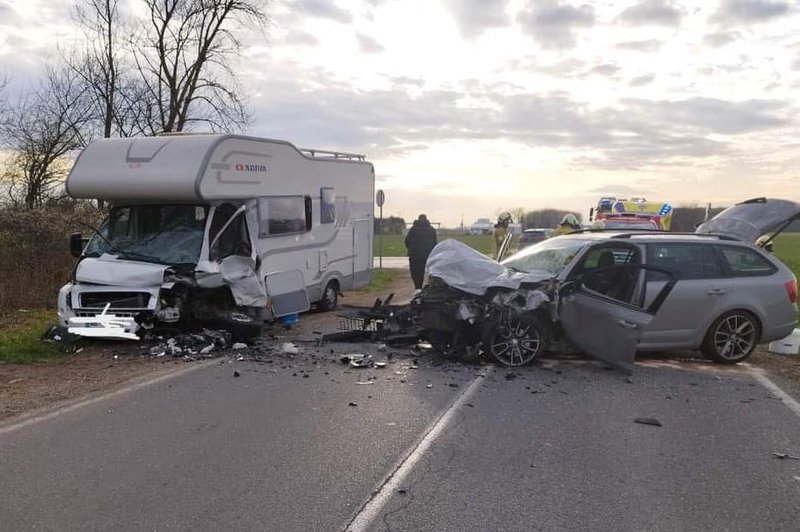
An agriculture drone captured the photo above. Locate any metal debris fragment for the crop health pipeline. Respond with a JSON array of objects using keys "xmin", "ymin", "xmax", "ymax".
[{"xmin": 634, "ymin": 417, "xmax": 662, "ymax": 427}]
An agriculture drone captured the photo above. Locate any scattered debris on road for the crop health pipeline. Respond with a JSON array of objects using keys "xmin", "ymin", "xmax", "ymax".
[
  {"xmin": 772, "ymin": 452, "xmax": 800, "ymax": 461},
  {"xmin": 634, "ymin": 417, "xmax": 663, "ymax": 427}
]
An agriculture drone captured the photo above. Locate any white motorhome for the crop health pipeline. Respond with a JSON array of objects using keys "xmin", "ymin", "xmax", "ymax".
[{"xmin": 59, "ymin": 134, "xmax": 375, "ymax": 339}]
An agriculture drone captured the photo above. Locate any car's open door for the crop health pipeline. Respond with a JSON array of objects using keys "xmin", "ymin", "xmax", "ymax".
[{"xmin": 558, "ymin": 264, "xmax": 677, "ymax": 373}]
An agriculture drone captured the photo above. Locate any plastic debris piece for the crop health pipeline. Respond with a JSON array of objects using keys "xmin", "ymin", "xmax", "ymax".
[
  {"xmin": 348, "ymin": 401, "xmax": 358, "ymax": 407},
  {"xmin": 282, "ymin": 342, "xmax": 300, "ymax": 354},
  {"xmin": 426, "ymin": 384, "xmax": 433, "ymax": 389},
  {"xmin": 200, "ymin": 344, "xmax": 215, "ymax": 355},
  {"xmin": 634, "ymin": 417, "xmax": 662, "ymax": 427},
  {"xmin": 773, "ymin": 452, "xmax": 800, "ymax": 460},
  {"xmin": 375, "ymin": 362, "xmax": 387, "ymax": 368},
  {"xmin": 377, "ymin": 344, "xmax": 387, "ymax": 351},
  {"xmin": 347, "ymin": 354, "xmax": 373, "ymax": 368},
  {"xmin": 232, "ymin": 342, "xmax": 248, "ymax": 350}
]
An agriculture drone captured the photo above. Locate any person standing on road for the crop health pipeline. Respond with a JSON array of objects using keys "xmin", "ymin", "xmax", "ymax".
[{"xmin": 404, "ymin": 214, "xmax": 438, "ymax": 292}]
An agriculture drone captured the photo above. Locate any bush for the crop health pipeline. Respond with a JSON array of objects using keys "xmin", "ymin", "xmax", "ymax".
[{"xmin": 0, "ymin": 201, "xmax": 103, "ymax": 312}]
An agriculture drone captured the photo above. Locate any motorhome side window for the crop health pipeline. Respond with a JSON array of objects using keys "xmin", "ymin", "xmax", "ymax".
[
  {"xmin": 210, "ymin": 203, "xmax": 251, "ymax": 260},
  {"xmin": 320, "ymin": 188, "xmax": 336, "ymax": 224},
  {"xmin": 258, "ymin": 196, "xmax": 311, "ymax": 236}
]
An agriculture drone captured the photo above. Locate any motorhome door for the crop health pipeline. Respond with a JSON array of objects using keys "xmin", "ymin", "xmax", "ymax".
[{"xmin": 353, "ymin": 220, "xmax": 371, "ymax": 283}]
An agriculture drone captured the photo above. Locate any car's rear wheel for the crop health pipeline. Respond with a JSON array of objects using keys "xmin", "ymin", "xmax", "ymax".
[
  {"xmin": 489, "ymin": 316, "xmax": 544, "ymax": 366},
  {"xmin": 701, "ymin": 310, "xmax": 759, "ymax": 364}
]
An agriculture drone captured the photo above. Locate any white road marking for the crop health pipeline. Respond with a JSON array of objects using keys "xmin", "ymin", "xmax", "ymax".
[
  {"xmin": 345, "ymin": 368, "xmax": 490, "ymax": 532},
  {"xmin": 0, "ymin": 359, "xmax": 220, "ymax": 435},
  {"xmin": 747, "ymin": 365, "xmax": 800, "ymax": 419}
]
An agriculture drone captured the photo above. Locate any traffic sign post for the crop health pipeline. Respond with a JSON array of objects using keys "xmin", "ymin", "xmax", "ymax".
[{"xmin": 376, "ymin": 190, "xmax": 385, "ymax": 269}]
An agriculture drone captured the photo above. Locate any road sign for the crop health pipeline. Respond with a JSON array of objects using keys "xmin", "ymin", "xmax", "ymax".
[{"xmin": 376, "ymin": 189, "xmax": 385, "ymax": 207}]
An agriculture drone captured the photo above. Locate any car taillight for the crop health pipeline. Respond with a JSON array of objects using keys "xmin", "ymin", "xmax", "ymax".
[{"xmin": 786, "ymin": 278, "xmax": 798, "ymax": 304}]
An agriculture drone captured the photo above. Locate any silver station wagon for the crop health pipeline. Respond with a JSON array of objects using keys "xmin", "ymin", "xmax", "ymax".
[{"xmin": 500, "ymin": 198, "xmax": 799, "ymax": 364}]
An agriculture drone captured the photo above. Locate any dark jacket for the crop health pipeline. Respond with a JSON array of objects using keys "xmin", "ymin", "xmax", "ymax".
[{"xmin": 404, "ymin": 219, "xmax": 438, "ymax": 260}]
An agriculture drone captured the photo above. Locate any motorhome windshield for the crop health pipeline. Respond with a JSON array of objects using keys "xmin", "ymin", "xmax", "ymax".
[{"xmin": 84, "ymin": 204, "xmax": 209, "ymax": 265}]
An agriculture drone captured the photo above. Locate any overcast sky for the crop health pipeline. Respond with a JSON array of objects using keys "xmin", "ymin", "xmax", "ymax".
[{"xmin": 2, "ymin": 0, "xmax": 799, "ymax": 226}]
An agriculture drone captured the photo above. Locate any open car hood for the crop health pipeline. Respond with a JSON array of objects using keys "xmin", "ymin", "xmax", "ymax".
[
  {"xmin": 425, "ymin": 239, "xmax": 552, "ymax": 296},
  {"xmin": 696, "ymin": 197, "xmax": 800, "ymax": 243}
]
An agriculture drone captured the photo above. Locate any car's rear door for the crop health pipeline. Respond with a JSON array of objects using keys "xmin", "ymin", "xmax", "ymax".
[{"xmin": 640, "ymin": 242, "xmax": 727, "ymax": 346}]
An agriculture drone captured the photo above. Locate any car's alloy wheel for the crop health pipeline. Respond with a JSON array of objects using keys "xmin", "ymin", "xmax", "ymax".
[
  {"xmin": 490, "ymin": 317, "xmax": 542, "ymax": 366},
  {"xmin": 703, "ymin": 311, "xmax": 758, "ymax": 363}
]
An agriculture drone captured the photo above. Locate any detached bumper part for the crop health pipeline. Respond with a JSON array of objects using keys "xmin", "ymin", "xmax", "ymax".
[{"xmin": 67, "ymin": 304, "xmax": 140, "ymax": 340}]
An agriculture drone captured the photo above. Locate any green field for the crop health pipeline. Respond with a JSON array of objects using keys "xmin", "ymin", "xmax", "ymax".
[
  {"xmin": 774, "ymin": 233, "xmax": 800, "ymax": 281},
  {"xmin": 373, "ymin": 233, "xmax": 494, "ymax": 257}
]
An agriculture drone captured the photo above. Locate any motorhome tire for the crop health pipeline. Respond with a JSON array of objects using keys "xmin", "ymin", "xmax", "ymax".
[{"xmin": 319, "ymin": 281, "xmax": 339, "ymax": 311}]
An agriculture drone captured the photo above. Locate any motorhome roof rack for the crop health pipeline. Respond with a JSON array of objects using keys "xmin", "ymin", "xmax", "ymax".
[{"xmin": 299, "ymin": 148, "xmax": 366, "ymax": 162}]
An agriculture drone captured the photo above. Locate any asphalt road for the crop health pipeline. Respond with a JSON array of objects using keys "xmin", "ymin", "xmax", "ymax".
[{"xmin": 2, "ymin": 350, "xmax": 800, "ymax": 531}]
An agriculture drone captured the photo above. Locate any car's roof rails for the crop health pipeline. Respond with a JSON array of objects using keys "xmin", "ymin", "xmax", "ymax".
[
  {"xmin": 567, "ymin": 228, "xmax": 665, "ymax": 234},
  {"xmin": 610, "ymin": 232, "xmax": 740, "ymax": 241}
]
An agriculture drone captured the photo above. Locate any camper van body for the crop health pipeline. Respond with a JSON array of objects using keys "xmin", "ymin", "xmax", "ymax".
[{"xmin": 58, "ymin": 134, "xmax": 374, "ymax": 337}]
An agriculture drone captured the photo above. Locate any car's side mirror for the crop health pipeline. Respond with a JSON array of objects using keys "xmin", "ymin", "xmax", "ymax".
[{"xmin": 69, "ymin": 232, "xmax": 84, "ymax": 258}]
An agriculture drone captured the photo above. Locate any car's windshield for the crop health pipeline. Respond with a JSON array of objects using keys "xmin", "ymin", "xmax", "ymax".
[
  {"xmin": 502, "ymin": 237, "xmax": 586, "ymax": 275},
  {"xmin": 84, "ymin": 204, "xmax": 209, "ymax": 265}
]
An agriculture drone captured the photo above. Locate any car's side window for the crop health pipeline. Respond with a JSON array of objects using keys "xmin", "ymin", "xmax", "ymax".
[
  {"xmin": 573, "ymin": 244, "xmax": 641, "ymax": 305},
  {"xmin": 717, "ymin": 245, "xmax": 776, "ymax": 277},
  {"xmin": 646, "ymin": 243, "xmax": 723, "ymax": 280}
]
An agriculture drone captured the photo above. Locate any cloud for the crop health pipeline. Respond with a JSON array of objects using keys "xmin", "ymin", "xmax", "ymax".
[
  {"xmin": 517, "ymin": 1, "xmax": 595, "ymax": 50},
  {"xmin": 292, "ymin": 0, "xmax": 353, "ymax": 24},
  {"xmin": 588, "ymin": 64, "xmax": 620, "ymax": 76},
  {"xmin": 282, "ymin": 30, "xmax": 319, "ymax": 47},
  {"xmin": 443, "ymin": 0, "xmax": 511, "ymax": 38},
  {"xmin": 247, "ymin": 62, "xmax": 792, "ymax": 170},
  {"xmin": 617, "ymin": 0, "xmax": 684, "ymax": 27},
  {"xmin": 588, "ymin": 184, "xmax": 649, "ymax": 195},
  {"xmin": 615, "ymin": 39, "xmax": 663, "ymax": 52},
  {"xmin": 630, "ymin": 74, "xmax": 655, "ymax": 86},
  {"xmin": 711, "ymin": 0, "xmax": 791, "ymax": 25},
  {"xmin": 703, "ymin": 31, "xmax": 741, "ymax": 47},
  {"xmin": 356, "ymin": 33, "xmax": 384, "ymax": 53},
  {"xmin": 615, "ymin": 97, "xmax": 789, "ymax": 135}
]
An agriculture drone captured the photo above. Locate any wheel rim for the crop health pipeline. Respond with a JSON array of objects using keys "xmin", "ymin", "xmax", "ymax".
[
  {"xmin": 490, "ymin": 317, "xmax": 541, "ymax": 366},
  {"xmin": 324, "ymin": 285, "xmax": 337, "ymax": 306},
  {"xmin": 713, "ymin": 314, "xmax": 756, "ymax": 360}
]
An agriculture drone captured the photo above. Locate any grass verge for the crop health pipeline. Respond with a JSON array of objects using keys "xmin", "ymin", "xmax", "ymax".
[
  {"xmin": 354, "ymin": 269, "xmax": 400, "ymax": 293},
  {"xmin": 0, "ymin": 309, "xmax": 66, "ymax": 364}
]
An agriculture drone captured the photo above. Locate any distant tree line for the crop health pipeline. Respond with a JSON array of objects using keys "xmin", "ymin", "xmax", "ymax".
[
  {"xmin": 522, "ymin": 209, "xmax": 579, "ymax": 229},
  {"xmin": 374, "ymin": 216, "xmax": 406, "ymax": 235}
]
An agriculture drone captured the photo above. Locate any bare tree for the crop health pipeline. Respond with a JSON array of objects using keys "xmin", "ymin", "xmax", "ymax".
[
  {"xmin": 132, "ymin": 0, "xmax": 268, "ymax": 133},
  {"xmin": 0, "ymin": 67, "xmax": 94, "ymax": 208},
  {"xmin": 68, "ymin": 0, "xmax": 124, "ymax": 138}
]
